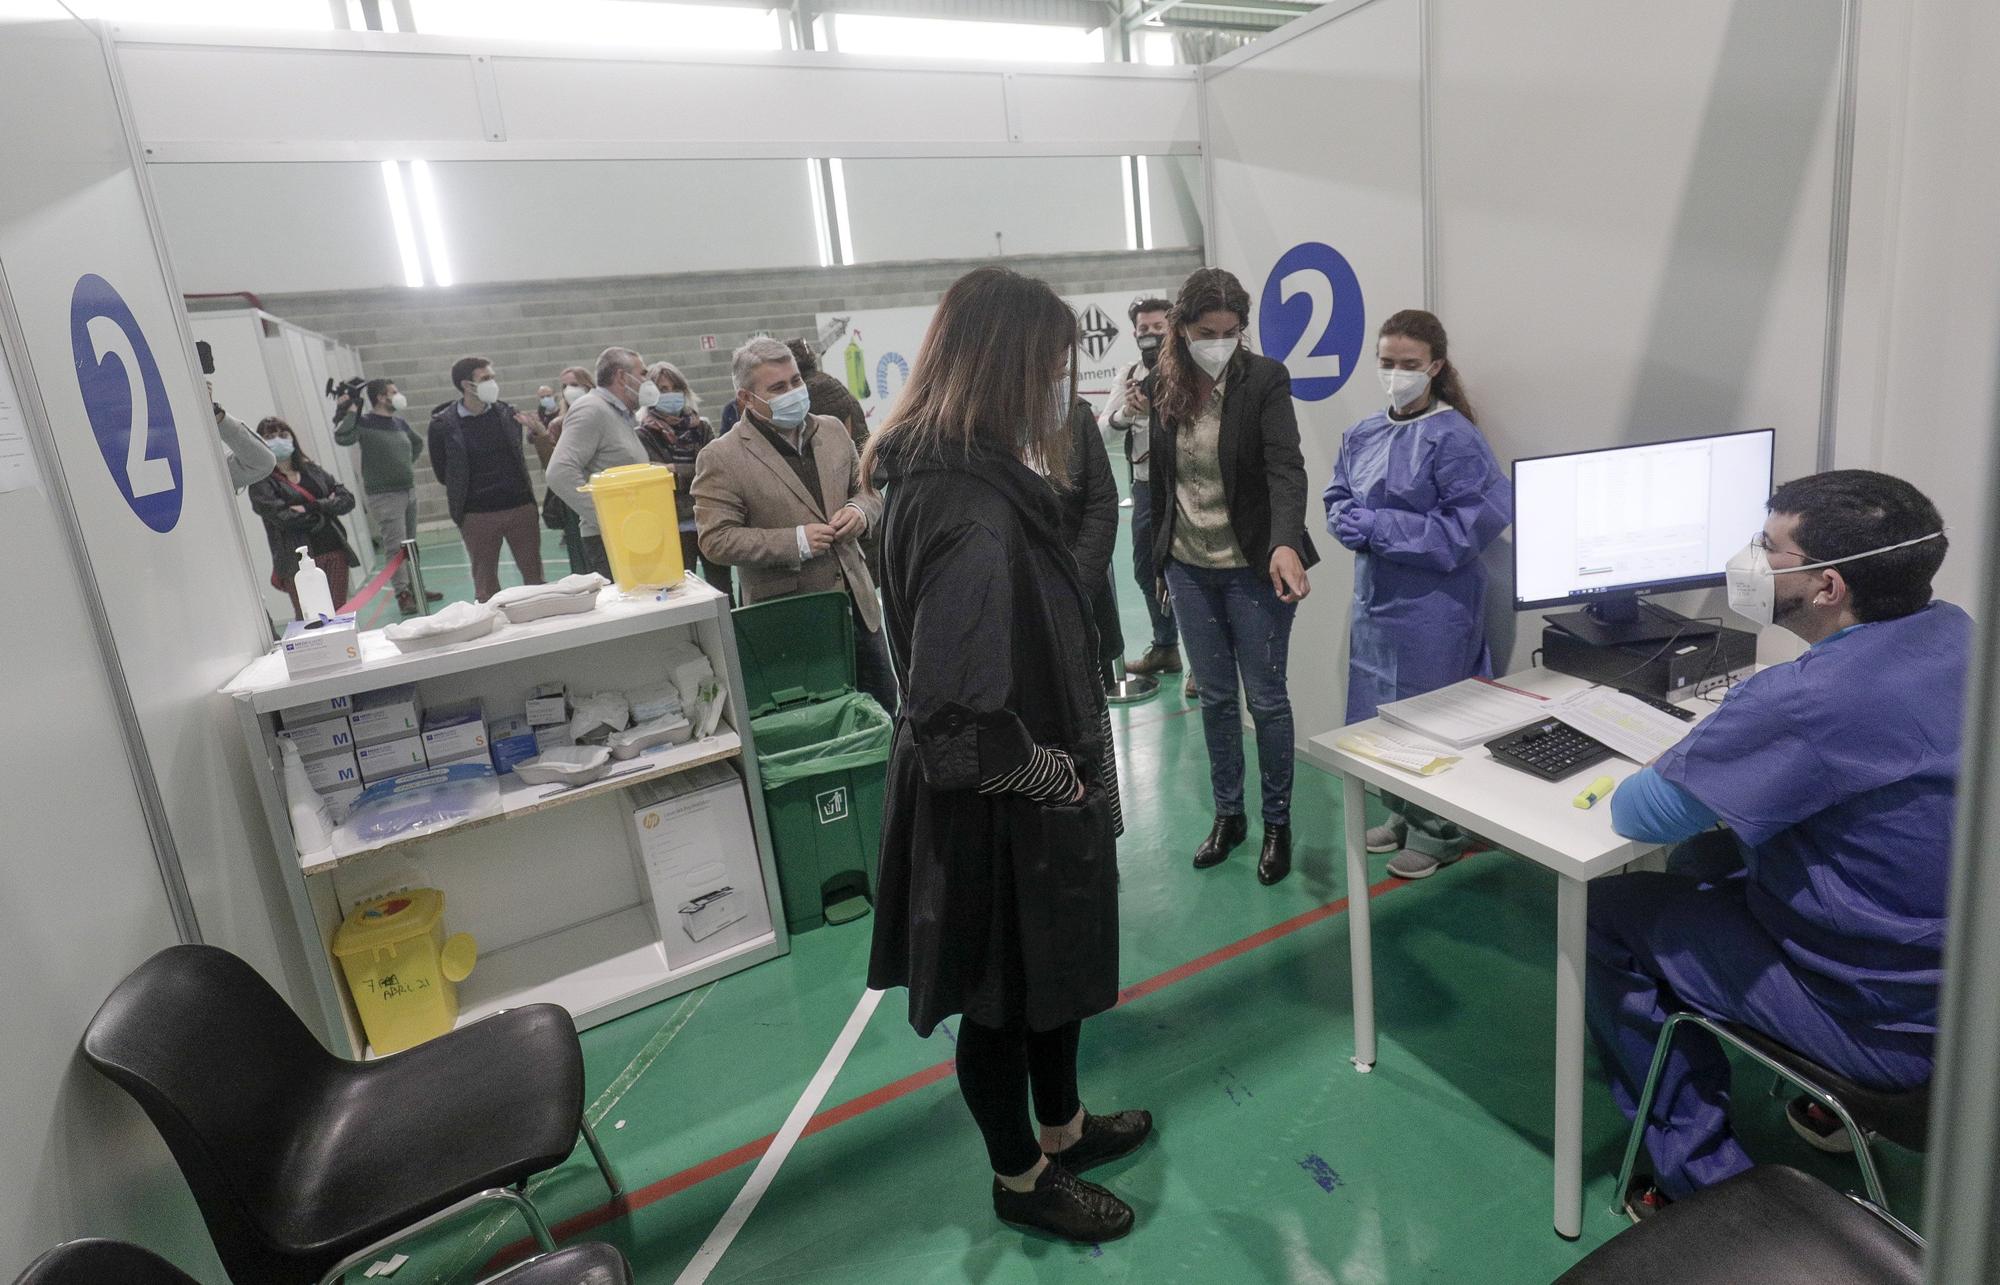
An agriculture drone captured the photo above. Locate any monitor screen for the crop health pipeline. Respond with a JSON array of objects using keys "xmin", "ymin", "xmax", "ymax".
[{"xmin": 1513, "ymin": 428, "xmax": 1775, "ymax": 611}]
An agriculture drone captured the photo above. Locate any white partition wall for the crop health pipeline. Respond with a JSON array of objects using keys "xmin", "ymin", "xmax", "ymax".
[{"xmin": 1200, "ymin": 0, "xmax": 1427, "ymax": 746}]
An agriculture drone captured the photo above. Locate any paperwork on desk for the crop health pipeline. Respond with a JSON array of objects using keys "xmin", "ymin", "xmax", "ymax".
[
  {"xmin": 1548, "ymin": 687, "xmax": 1692, "ymax": 765},
  {"xmin": 1335, "ymin": 731, "xmax": 1462, "ymax": 777},
  {"xmin": 1377, "ymin": 679, "xmax": 1550, "ymax": 749}
]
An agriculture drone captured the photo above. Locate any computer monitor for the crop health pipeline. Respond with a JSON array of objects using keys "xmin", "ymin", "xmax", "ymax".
[{"xmin": 1513, "ymin": 428, "xmax": 1775, "ymax": 646}]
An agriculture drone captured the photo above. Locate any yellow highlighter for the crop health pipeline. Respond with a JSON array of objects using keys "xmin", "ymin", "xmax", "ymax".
[{"xmin": 1573, "ymin": 775, "xmax": 1616, "ymax": 810}]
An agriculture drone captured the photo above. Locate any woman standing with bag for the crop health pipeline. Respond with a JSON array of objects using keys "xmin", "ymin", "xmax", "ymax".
[
  {"xmin": 246, "ymin": 417, "xmax": 359, "ymax": 619},
  {"xmin": 1148, "ymin": 268, "xmax": 1317, "ymax": 886},
  {"xmin": 866, "ymin": 266, "xmax": 1151, "ymax": 1246}
]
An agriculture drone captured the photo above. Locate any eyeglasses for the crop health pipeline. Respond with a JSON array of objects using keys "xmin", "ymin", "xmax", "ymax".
[{"xmin": 1751, "ymin": 533, "xmax": 1810, "ymax": 563}]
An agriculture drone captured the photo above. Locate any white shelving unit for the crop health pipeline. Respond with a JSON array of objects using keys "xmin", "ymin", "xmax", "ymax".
[{"xmin": 224, "ymin": 579, "xmax": 789, "ymax": 1059}]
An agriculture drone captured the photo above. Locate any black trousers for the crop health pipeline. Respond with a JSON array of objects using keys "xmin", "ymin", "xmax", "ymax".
[{"xmin": 954, "ymin": 1017, "xmax": 1083, "ymax": 1175}]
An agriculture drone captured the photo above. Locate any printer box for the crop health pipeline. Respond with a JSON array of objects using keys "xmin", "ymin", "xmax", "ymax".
[
  {"xmin": 525, "ymin": 683, "xmax": 569, "ymax": 728},
  {"xmin": 277, "ymin": 696, "xmax": 352, "ymax": 729},
  {"xmin": 302, "ymin": 749, "xmax": 361, "ymax": 794},
  {"xmin": 488, "ymin": 715, "xmax": 539, "ymax": 774},
  {"xmin": 277, "ymin": 717, "xmax": 355, "ymax": 760},
  {"xmin": 627, "ymin": 762, "xmax": 771, "ymax": 973},
  {"xmin": 349, "ymin": 685, "xmax": 423, "ymax": 745},
  {"xmin": 355, "ymin": 735, "xmax": 427, "ymax": 784},
  {"xmin": 279, "ymin": 615, "xmax": 360, "ymax": 677},
  {"xmin": 421, "ymin": 700, "xmax": 487, "ymax": 765}
]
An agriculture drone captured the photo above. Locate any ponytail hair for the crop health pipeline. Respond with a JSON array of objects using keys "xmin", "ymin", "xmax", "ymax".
[{"xmin": 1379, "ymin": 309, "xmax": 1476, "ymax": 425}]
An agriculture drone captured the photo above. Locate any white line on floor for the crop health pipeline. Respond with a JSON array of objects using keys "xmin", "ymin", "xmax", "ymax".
[{"xmin": 674, "ymin": 987, "xmax": 885, "ymax": 1285}]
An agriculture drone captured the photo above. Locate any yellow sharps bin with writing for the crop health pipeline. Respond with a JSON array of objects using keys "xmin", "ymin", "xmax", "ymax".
[
  {"xmin": 577, "ymin": 462, "xmax": 684, "ymax": 590},
  {"xmin": 331, "ymin": 889, "xmax": 478, "ymax": 1055}
]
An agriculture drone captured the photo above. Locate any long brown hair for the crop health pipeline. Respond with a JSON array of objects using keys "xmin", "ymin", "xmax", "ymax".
[
  {"xmin": 1155, "ymin": 267, "xmax": 1252, "ymax": 425},
  {"xmin": 255, "ymin": 416, "xmax": 313, "ymax": 468},
  {"xmin": 863, "ymin": 266, "xmax": 1078, "ymax": 488},
  {"xmin": 1379, "ymin": 309, "xmax": 1477, "ymax": 425}
]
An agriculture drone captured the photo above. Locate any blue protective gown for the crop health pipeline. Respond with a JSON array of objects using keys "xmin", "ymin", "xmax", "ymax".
[
  {"xmin": 1323, "ymin": 403, "xmax": 1513, "ymax": 723},
  {"xmin": 1587, "ymin": 601, "xmax": 1972, "ymax": 1196}
]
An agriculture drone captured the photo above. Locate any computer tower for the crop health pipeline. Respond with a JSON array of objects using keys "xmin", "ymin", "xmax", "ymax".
[{"xmin": 1542, "ymin": 622, "xmax": 1758, "ymax": 700}]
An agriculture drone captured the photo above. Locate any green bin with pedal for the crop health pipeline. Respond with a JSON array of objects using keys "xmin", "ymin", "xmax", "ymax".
[{"xmin": 732, "ymin": 592, "xmax": 893, "ymax": 933}]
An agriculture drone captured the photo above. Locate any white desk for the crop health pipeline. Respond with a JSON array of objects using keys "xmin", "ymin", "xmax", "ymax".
[{"xmin": 1302, "ymin": 668, "xmax": 1722, "ymax": 1240}]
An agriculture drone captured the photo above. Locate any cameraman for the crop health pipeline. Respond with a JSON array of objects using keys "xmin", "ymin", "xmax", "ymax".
[
  {"xmin": 335, "ymin": 377, "xmax": 436, "ymax": 615},
  {"xmin": 1100, "ymin": 296, "xmax": 1182, "ymax": 683}
]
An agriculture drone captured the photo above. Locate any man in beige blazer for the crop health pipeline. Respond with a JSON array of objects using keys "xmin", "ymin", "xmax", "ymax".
[{"xmin": 694, "ymin": 337, "xmax": 896, "ymax": 712}]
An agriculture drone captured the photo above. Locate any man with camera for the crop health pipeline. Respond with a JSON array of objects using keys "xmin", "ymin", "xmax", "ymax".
[
  {"xmin": 1100, "ymin": 296, "xmax": 1183, "ymax": 688},
  {"xmin": 335, "ymin": 377, "xmax": 437, "ymax": 615}
]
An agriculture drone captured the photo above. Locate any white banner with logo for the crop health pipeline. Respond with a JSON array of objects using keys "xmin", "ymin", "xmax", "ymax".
[{"xmin": 815, "ymin": 289, "xmax": 1171, "ymax": 429}]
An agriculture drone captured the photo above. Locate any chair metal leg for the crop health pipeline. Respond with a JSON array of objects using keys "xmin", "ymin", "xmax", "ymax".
[
  {"xmin": 507, "ymin": 1187, "xmax": 556, "ymax": 1254},
  {"xmin": 316, "ymin": 1187, "xmax": 553, "ymax": 1284},
  {"xmin": 581, "ymin": 1118, "xmax": 623, "ymax": 1196},
  {"xmin": 1612, "ymin": 1012, "xmax": 1692, "ymax": 1215}
]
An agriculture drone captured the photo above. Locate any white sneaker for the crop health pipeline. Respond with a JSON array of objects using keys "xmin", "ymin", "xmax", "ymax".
[
  {"xmin": 1365, "ymin": 822, "xmax": 1407, "ymax": 855},
  {"xmin": 1387, "ymin": 848, "xmax": 1462, "ymax": 880}
]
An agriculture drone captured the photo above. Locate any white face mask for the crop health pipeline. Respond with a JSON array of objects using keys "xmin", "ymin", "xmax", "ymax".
[
  {"xmin": 1724, "ymin": 530, "xmax": 1946, "ymax": 628},
  {"xmin": 389, "ymin": 391, "xmax": 408, "ymax": 412},
  {"xmin": 564, "ymin": 384, "xmax": 589, "ymax": 405},
  {"xmin": 1187, "ymin": 335, "xmax": 1238, "ymax": 379},
  {"xmin": 473, "ymin": 378, "xmax": 500, "ymax": 405},
  {"xmin": 632, "ymin": 372, "xmax": 661, "ymax": 410},
  {"xmin": 1379, "ymin": 366, "xmax": 1432, "ymax": 412}
]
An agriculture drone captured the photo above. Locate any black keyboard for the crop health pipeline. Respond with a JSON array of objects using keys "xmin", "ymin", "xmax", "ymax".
[{"xmin": 1486, "ymin": 719, "xmax": 1617, "ymax": 782}]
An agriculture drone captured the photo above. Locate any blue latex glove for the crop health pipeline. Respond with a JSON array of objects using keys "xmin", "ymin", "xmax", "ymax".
[{"xmin": 1336, "ymin": 507, "xmax": 1376, "ymax": 550}]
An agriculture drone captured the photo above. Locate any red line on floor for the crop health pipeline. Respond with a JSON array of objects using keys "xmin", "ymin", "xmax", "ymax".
[
  {"xmin": 486, "ymin": 865, "xmax": 1423, "ymax": 1270},
  {"xmin": 340, "ymin": 547, "xmax": 405, "ymax": 613}
]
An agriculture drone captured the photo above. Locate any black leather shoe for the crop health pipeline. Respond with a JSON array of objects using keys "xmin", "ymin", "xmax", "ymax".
[
  {"xmin": 1048, "ymin": 1110, "xmax": 1154, "ymax": 1174},
  {"xmin": 992, "ymin": 1164, "xmax": 1135, "ymax": 1244},
  {"xmin": 1257, "ymin": 824, "xmax": 1293, "ymax": 885},
  {"xmin": 1193, "ymin": 815, "xmax": 1248, "ymax": 869}
]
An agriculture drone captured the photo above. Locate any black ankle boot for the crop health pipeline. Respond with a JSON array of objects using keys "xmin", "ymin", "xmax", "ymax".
[
  {"xmin": 1257, "ymin": 824, "xmax": 1293, "ymax": 885},
  {"xmin": 1193, "ymin": 815, "xmax": 1248, "ymax": 869}
]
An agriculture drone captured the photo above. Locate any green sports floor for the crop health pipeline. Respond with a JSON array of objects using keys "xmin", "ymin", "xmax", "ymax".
[{"xmin": 362, "ymin": 516, "xmax": 1924, "ymax": 1284}]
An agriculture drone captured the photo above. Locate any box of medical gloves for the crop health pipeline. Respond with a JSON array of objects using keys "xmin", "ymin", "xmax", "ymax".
[
  {"xmin": 350, "ymin": 685, "xmax": 423, "ymax": 745},
  {"xmin": 280, "ymin": 615, "xmax": 359, "ymax": 677},
  {"xmin": 421, "ymin": 701, "xmax": 488, "ymax": 767}
]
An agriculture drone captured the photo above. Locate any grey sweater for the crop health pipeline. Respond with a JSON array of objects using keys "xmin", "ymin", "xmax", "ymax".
[
  {"xmin": 216, "ymin": 410, "xmax": 276, "ymax": 491},
  {"xmin": 543, "ymin": 387, "xmax": 648, "ymax": 537}
]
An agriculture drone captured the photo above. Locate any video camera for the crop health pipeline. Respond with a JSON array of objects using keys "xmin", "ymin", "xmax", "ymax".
[{"xmin": 326, "ymin": 376, "xmax": 368, "ymax": 401}]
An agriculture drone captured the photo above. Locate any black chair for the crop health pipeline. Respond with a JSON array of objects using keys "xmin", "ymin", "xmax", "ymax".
[
  {"xmin": 1555, "ymin": 1165, "xmax": 1921, "ymax": 1284},
  {"xmin": 14, "ymin": 1239, "xmax": 200, "ymax": 1285},
  {"xmin": 478, "ymin": 1243, "xmax": 634, "ymax": 1285},
  {"xmin": 1614, "ymin": 1011, "xmax": 1929, "ymax": 1210},
  {"xmin": 82, "ymin": 945, "xmax": 621, "ymax": 1285}
]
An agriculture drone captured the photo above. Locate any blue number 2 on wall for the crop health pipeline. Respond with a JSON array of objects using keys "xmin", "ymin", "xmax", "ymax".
[
  {"xmin": 1258, "ymin": 243, "xmax": 1366, "ymax": 402},
  {"xmin": 71, "ymin": 273, "xmax": 183, "ymax": 533}
]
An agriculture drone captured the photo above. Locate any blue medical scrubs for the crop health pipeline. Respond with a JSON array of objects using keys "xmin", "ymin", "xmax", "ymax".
[
  {"xmin": 1589, "ymin": 601, "xmax": 1972, "ymax": 1197},
  {"xmin": 1323, "ymin": 403, "xmax": 1513, "ymax": 723}
]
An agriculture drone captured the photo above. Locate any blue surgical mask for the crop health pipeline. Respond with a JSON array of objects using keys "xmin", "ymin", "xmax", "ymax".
[
  {"xmin": 658, "ymin": 391, "xmax": 687, "ymax": 417},
  {"xmin": 269, "ymin": 435, "xmax": 295, "ymax": 462},
  {"xmin": 765, "ymin": 385, "xmax": 812, "ymax": 429},
  {"xmin": 539, "ymin": 395, "xmax": 557, "ymax": 412}
]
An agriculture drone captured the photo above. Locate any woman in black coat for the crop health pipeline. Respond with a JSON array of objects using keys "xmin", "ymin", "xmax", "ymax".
[
  {"xmin": 865, "ymin": 267, "xmax": 1151, "ymax": 1246},
  {"xmin": 1147, "ymin": 267, "xmax": 1318, "ymax": 886},
  {"xmin": 246, "ymin": 417, "xmax": 359, "ymax": 620}
]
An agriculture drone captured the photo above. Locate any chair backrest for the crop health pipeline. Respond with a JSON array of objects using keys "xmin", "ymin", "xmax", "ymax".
[
  {"xmin": 80, "ymin": 945, "xmax": 338, "ymax": 1278},
  {"xmin": 14, "ymin": 1239, "xmax": 200, "ymax": 1285}
]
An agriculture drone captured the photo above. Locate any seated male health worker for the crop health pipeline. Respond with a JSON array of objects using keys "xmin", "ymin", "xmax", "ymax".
[
  {"xmin": 1589, "ymin": 469, "xmax": 1966, "ymax": 1220},
  {"xmin": 1323, "ymin": 309, "xmax": 1512, "ymax": 880}
]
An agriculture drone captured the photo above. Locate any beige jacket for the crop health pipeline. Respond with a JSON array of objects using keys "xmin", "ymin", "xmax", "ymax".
[{"xmin": 692, "ymin": 412, "xmax": 884, "ymax": 632}]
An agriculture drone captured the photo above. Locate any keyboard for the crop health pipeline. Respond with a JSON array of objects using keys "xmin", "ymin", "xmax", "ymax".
[{"xmin": 1485, "ymin": 718, "xmax": 1617, "ymax": 782}]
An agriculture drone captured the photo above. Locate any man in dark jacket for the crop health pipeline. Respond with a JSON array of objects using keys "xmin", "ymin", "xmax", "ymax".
[
  {"xmin": 789, "ymin": 338, "xmax": 869, "ymax": 453},
  {"xmin": 427, "ymin": 355, "xmax": 551, "ymax": 602},
  {"xmin": 1061, "ymin": 397, "xmax": 1124, "ymax": 689}
]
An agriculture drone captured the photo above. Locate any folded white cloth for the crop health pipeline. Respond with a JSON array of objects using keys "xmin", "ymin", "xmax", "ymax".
[
  {"xmin": 383, "ymin": 600, "xmax": 500, "ymax": 652},
  {"xmin": 489, "ymin": 574, "xmax": 608, "ymax": 623},
  {"xmin": 513, "ymin": 746, "xmax": 614, "ymax": 786}
]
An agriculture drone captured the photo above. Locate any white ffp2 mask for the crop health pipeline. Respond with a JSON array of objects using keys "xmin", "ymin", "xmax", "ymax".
[
  {"xmin": 1379, "ymin": 366, "xmax": 1432, "ymax": 412},
  {"xmin": 474, "ymin": 378, "xmax": 500, "ymax": 404},
  {"xmin": 1187, "ymin": 336, "xmax": 1238, "ymax": 379}
]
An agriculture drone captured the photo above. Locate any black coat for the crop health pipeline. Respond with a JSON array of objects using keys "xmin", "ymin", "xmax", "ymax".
[
  {"xmin": 866, "ymin": 437, "xmax": 1121, "ymax": 1037},
  {"xmin": 1146, "ymin": 348, "xmax": 1321, "ymax": 579},
  {"xmin": 246, "ymin": 460, "xmax": 358, "ymax": 582},
  {"xmin": 1059, "ymin": 400, "xmax": 1123, "ymax": 663}
]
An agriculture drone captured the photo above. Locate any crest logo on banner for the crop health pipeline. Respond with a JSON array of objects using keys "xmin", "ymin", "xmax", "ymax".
[
  {"xmin": 1258, "ymin": 243, "xmax": 1366, "ymax": 402},
  {"xmin": 71, "ymin": 273, "xmax": 183, "ymax": 532},
  {"xmin": 1076, "ymin": 304, "xmax": 1121, "ymax": 361}
]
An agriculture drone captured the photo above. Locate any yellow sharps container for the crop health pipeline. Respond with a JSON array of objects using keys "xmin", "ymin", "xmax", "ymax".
[
  {"xmin": 331, "ymin": 889, "xmax": 478, "ymax": 1055},
  {"xmin": 578, "ymin": 462, "xmax": 684, "ymax": 590}
]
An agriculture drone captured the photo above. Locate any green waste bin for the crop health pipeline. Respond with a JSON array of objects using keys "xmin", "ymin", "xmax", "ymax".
[{"xmin": 734, "ymin": 592, "xmax": 893, "ymax": 933}]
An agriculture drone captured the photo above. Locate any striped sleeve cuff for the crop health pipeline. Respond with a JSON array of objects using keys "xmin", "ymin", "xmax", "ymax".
[{"xmin": 978, "ymin": 745, "xmax": 1080, "ymax": 805}]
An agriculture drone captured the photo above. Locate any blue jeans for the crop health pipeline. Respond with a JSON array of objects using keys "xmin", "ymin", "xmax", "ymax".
[
  {"xmin": 1586, "ymin": 831, "xmax": 1933, "ymax": 1198},
  {"xmin": 1129, "ymin": 478, "xmax": 1178, "ymax": 651},
  {"xmin": 1164, "ymin": 560, "xmax": 1298, "ymax": 826}
]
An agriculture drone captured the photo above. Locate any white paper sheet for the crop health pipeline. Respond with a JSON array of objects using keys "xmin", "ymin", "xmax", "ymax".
[
  {"xmin": 1550, "ymin": 687, "xmax": 1692, "ymax": 764},
  {"xmin": 1376, "ymin": 678, "xmax": 1550, "ymax": 749}
]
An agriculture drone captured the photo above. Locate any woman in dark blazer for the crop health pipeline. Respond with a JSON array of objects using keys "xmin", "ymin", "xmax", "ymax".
[
  {"xmin": 866, "ymin": 267, "xmax": 1150, "ymax": 1246},
  {"xmin": 1147, "ymin": 267, "xmax": 1318, "ymax": 886},
  {"xmin": 245, "ymin": 417, "xmax": 359, "ymax": 620}
]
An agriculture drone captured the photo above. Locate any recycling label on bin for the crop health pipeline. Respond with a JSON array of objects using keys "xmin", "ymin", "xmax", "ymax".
[{"xmin": 816, "ymin": 787, "xmax": 850, "ymax": 825}]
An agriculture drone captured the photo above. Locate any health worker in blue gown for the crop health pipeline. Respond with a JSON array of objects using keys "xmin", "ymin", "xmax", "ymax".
[
  {"xmin": 1594, "ymin": 470, "xmax": 1964, "ymax": 1218},
  {"xmin": 1323, "ymin": 310, "xmax": 1512, "ymax": 880}
]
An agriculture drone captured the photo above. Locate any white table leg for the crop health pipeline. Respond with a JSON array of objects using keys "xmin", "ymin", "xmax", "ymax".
[
  {"xmin": 1343, "ymin": 772, "xmax": 1376, "ymax": 1071},
  {"xmin": 1554, "ymin": 873, "xmax": 1588, "ymax": 1238}
]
